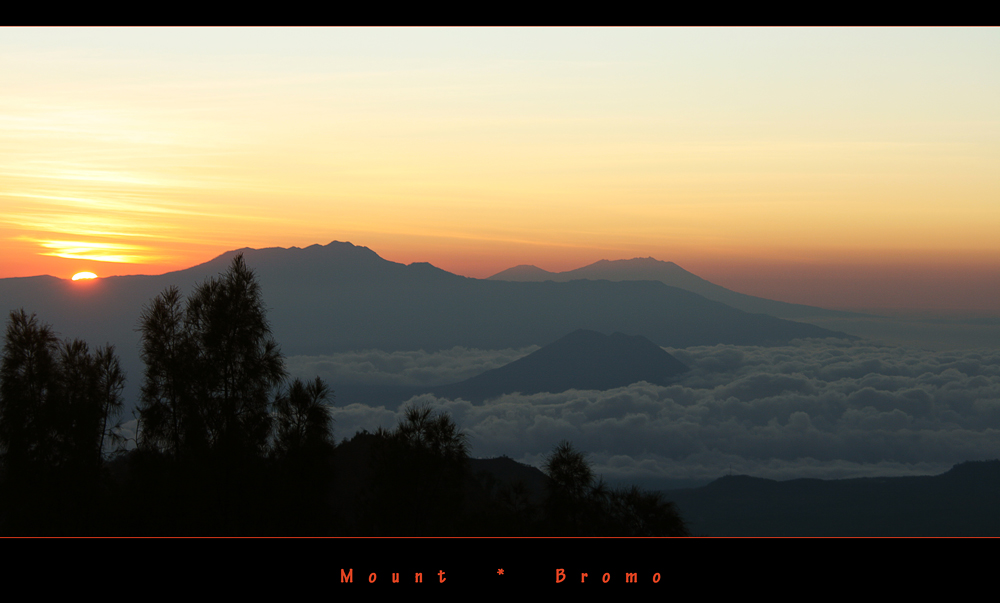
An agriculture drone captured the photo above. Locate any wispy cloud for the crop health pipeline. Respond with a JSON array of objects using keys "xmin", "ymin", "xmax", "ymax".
[{"xmin": 35, "ymin": 239, "xmax": 159, "ymax": 263}]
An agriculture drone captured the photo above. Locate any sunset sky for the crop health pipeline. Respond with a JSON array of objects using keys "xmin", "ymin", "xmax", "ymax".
[{"xmin": 2, "ymin": 28, "xmax": 998, "ymax": 312}]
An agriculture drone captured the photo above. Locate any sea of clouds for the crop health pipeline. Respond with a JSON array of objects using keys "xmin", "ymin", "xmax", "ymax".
[{"xmin": 285, "ymin": 339, "xmax": 1000, "ymax": 486}]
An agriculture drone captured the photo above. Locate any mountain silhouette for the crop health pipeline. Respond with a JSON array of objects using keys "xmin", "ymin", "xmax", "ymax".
[
  {"xmin": 491, "ymin": 264, "xmax": 558, "ymax": 281},
  {"xmin": 666, "ymin": 460, "xmax": 1000, "ymax": 536},
  {"xmin": 432, "ymin": 329, "xmax": 688, "ymax": 401},
  {"xmin": 216, "ymin": 243, "xmax": 852, "ymax": 353},
  {"xmin": 0, "ymin": 241, "xmax": 854, "ymax": 407},
  {"xmin": 489, "ymin": 257, "xmax": 864, "ymax": 319}
]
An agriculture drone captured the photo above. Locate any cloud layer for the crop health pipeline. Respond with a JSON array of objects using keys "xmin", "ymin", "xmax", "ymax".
[
  {"xmin": 293, "ymin": 340, "xmax": 1000, "ymax": 484},
  {"xmin": 285, "ymin": 346, "xmax": 539, "ymax": 388}
]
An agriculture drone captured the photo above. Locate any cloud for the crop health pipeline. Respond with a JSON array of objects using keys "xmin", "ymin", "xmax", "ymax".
[
  {"xmin": 285, "ymin": 345, "xmax": 538, "ymax": 387},
  {"xmin": 318, "ymin": 340, "xmax": 1000, "ymax": 483}
]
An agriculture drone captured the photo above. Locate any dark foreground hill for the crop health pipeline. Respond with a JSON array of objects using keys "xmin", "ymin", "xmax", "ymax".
[
  {"xmin": 490, "ymin": 257, "xmax": 865, "ymax": 320},
  {"xmin": 10, "ymin": 423, "xmax": 672, "ymax": 536},
  {"xmin": 431, "ymin": 329, "xmax": 689, "ymax": 402},
  {"xmin": 666, "ymin": 460, "xmax": 1000, "ymax": 536}
]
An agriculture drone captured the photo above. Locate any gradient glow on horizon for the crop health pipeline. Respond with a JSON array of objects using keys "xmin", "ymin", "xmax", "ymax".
[{"xmin": 2, "ymin": 28, "xmax": 998, "ymax": 311}]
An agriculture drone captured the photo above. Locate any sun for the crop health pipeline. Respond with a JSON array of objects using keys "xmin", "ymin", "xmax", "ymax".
[{"xmin": 71, "ymin": 272, "xmax": 98, "ymax": 281}]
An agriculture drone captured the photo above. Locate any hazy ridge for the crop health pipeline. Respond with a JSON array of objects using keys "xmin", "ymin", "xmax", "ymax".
[{"xmin": 489, "ymin": 257, "xmax": 867, "ymax": 320}]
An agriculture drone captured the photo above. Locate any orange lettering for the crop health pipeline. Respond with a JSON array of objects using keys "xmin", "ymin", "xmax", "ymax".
[
  {"xmin": 392, "ymin": 573, "xmax": 399, "ymax": 583},
  {"xmin": 369, "ymin": 573, "xmax": 376, "ymax": 583},
  {"xmin": 603, "ymin": 573, "xmax": 610, "ymax": 583},
  {"xmin": 415, "ymin": 573, "xmax": 423, "ymax": 583},
  {"xmin": 340, "ymin": 569, "xmax": 352, "ymax": 583},
  {"xmin": 653, "ymin": 573, "xmax": 661, "ymax": 583},
  {"xmin": 626, "ymin": 573, "xmax": 637, "ymax": 583},
  {"xmin": 581, "ymin": 572, "xmax": 588, "ymax": 583},
  {"xmin": 438, "ymin": 570, "xmax": 446, "ymax": 583},
  {"xmin": 556, "ymin": 569, "xmax": 566, "ymax": 583}
]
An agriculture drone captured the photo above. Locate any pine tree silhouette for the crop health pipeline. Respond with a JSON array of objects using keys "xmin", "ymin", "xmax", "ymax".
[
  {"xmin": 137, "ymin": 254, "xmax": 286, "ymax": 461},
  {"xmin": 0, "ymin": 310, "xmax": 127, "ymax": 533}
]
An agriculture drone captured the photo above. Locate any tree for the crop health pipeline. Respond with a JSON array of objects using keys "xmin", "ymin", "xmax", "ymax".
[
  {"xmin": 0, "ymin": 310, "xmax": 59, "ymax": 478},
  {"xmin": 93, "ymin": 345, "xmax": 126, "ymax": 465},
  {"xmin": 364, "ymin": 404, "xmax": 471, "ymax": 534},
  {"xmin": 185, "ymin": 254, "xmax": 286, "ymax": 457},
  {"xmin": 543, "ymin": 440, "xmax": 599, "ymax": 534},
  {"xmin": 544, "ymin": 440, "xmax": 594, "ymax": 501},
  {"xmin": 137, "ymin": 286, "xmax": 196, "ymax": 458},
  {"xmin": 273, "ymin": 377, "xmax": 334, "ymax": 456},
  {"xmin": 394, "ymin": 404, "xmax": 470, "ymax": 462},
  {"xmin": 605, "ymin": 485, "xmax": 690, "ymax": 537},
  {"xmin": 270, "ymin": 377, "xmax": 335, "ymax": 534},
  {"xmin": 50, "ymin": 338, "xmax": 102, "ymax": 473},
  {"xmin": 137, "ymin": 254, "xmax": 287, "ymax": 460},
  {"xmin": 1, "ymin": 312, "xmax": 122, "ymax": 477},
  {"xmin": 1, "ymin": 310, "xmax": 127, "ymax": 533},
  {"xmin": 542, "ymin": 439, "xmax": 690, "ymax": 536}
]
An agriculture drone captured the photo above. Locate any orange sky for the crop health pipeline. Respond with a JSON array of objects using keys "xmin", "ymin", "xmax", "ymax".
[{"xmin": 2, "ymin": 28, "xmax": 998, "ymax": 312}]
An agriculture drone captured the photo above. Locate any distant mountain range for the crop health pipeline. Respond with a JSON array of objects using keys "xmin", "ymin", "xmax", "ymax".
[
  {"xmin": 0, "ymin": 241, "xmax": 854, "ymax": 406},
  {"xmin": 193, "ymin": 242, "xmax": 852, "ymax": 351},
  {"xmin": 453, "ymin": 458, "xmax": 1000, "ymax": 536},
  {"xmin": 490, "ymin": 257, "xmax": 865, "ymax": 319},
  {"xmin": 666, "ymin": 460, "xmax": 1000, "ymax": 536}
]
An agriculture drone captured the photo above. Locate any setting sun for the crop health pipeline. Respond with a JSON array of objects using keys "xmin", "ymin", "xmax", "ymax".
[{"xmin": 71, "ymin": 272, "xmax": 98, "ymax": 280}]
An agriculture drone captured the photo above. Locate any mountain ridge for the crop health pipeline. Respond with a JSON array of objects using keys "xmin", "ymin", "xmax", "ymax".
[
  {"xmin": 489, "ymin": 256, "xmax": 865, "ymax": 320},
  {"xmin": 0, "ymin": 241, "xmax": 855, "ymax": 408},
  {"xmin": 666, "ymin": 460, "xmax": 1000, "ymax": 536}
]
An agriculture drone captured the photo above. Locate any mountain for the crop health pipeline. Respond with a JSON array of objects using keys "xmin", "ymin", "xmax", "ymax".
[
  {"xmin": 0, "ymin": 241, "xmax": 853, "ymax": 407},
  {"xmin": 490, "ymin": 265, "xmax": 558, "ymax": 281},
  {"xmin": 666, "ymin": 460, "xmax": 1000, "ymax": 536},
  {"xmin": 206, "ymin": 245, "xmax": 855, "ymax": 354},
  {"xmin": 489, "ymin": 257, "xmax": 863, "ymax": 320},
  {"xmin": 431, "ymin": 329, "xmax": 688, "ymax": 402}
]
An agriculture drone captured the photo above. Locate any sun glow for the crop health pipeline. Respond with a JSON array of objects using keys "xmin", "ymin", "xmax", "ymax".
[
  {"xmin": 71, "ymin": 272, "xmax": 98, "ymax": 280},
  {"xmin": 37, "ymin": 240, "xmax": 156, "ymax": 263}
]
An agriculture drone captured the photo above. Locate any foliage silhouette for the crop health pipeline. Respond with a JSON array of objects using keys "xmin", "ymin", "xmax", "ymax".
[
  {"xmin": 93, "ymin": 345, "xmax": 126, "ymax": 464},
  {"xmin": 137, "ymin": 285, "xmax": 193, "ymax": 458},
  {"xmin": 51, "ymin": 339, "xmax": 103, "ymax": 474},
  {"xmin": 542, "ymin": 439, "xmax": 689, "ymax": 536},
  {"xmin": 185, "ymin": 254, "xmax": 285, "ymax": 457},
  {"xmin": 128, "ymin": 255, "xmax": 297, "ymax": 534},
  {"xmin": 138, "ymin": 254, "xmax": 286, "ymax": 460},
  {"xmin": 394, "ymin": 403, "xmax": 470, "ymax": 461},
  {"xmin": 1, "ymin": 311, "xmax": 125, "ymax": 478},
  {"xmin": 273, "ymin": 376, "xmax": 334, "ymax": 457},
  {"xmin": 0, "ymin": 310, "xmax": 127, "ymax": 533},
  {"xmin": 543, "ymin": 440, "xmax": 603, "ymax": 534},
  {"xmin": 361, "ymin": 403, "xmax": 471, "ymax": 535},
  {"xmin": 604, "ymin": 484, "xmax": 690, "ymax": 536},
  {"xmin": 0, "ymin": 310, "xmax": 59, "ymax": 479},
  {"xmin": 270, "ymin": 377, "xmax": 337, "ymax": 535},
  {"xmin": 545, "ymin": 439, "xmax": 594, "ymax": 500}
]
